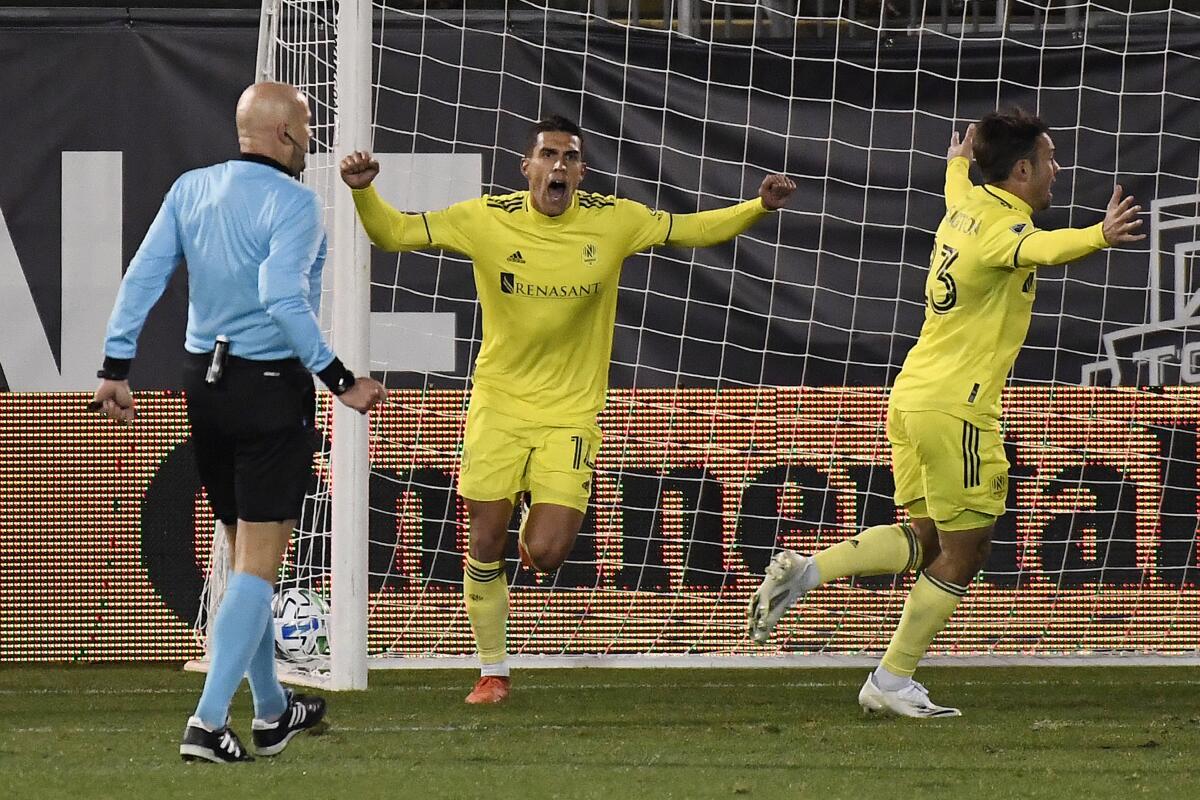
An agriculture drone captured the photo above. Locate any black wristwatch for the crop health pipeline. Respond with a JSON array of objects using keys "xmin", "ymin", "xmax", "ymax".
[
  {"xmin": 97, "ymin": 356, "xmax": 131, "ymax": 381},
  {"xmin": 317, "ymin": 357, "xmax": 357, "ymax": 396}
]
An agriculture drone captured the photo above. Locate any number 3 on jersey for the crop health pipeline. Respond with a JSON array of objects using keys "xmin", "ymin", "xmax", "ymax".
[{"xmin": 929, "ymin": 243, "xmax": 959, "ymax": 314}]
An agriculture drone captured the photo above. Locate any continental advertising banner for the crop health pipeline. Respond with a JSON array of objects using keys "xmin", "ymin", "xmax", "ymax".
[{"xmin": 3, "ymin": 387, "xmax": 1198, "ymax": 662}]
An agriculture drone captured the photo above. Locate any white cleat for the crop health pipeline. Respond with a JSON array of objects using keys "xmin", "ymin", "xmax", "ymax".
[
  {"xmin": 858, "ymin": 673, "xmax": 962, "ymax": 718},
  {"xmin": 747, "ymin": 550, "xmax": 813, "ymax": 644}
]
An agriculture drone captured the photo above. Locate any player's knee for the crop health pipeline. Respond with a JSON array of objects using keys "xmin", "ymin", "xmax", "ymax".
[
  {"xmin": 470, "ymin": 526, "xmax": 509, "ymax": 562},
  {"xmin": 522, "ymin": 508, "xmax": 582, "ymax": 573},
  {"xmin": 909, "ymin": 516, "xmax": 936, "ymax": 541},
  {"xmin": 526, "ymin": 539, "xmax": 569, "ymax": 573}
]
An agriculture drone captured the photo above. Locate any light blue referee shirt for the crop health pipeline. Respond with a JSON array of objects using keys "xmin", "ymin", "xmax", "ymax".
[{"xmin": 103, "ymin": 156, "xmax": 333, "ymax": 372}]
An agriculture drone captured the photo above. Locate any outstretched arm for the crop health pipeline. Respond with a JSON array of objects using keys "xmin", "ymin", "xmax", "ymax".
[
  {"xmin": 1017, "ymin": 184, "xmax": 1144, "ymax": 267},
  {"xmin": 945, "ymin": 124, "xmax": 976, "ymax": 206},
  {"xmin": 341, "ymin": 151, "xmax": 442, "ymax": 252},
  {"xmin": 665, "ymin": 174, "xmax": 795, "ymax": 247}
]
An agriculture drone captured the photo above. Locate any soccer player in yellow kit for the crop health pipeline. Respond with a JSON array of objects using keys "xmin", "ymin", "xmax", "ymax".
[
  {"xmin": 341, "ymin": 116, "xmax": 795, "ymax": 703},
  {"xmin": 749, "ymin": 109, "xmax": 1144, "ymax": 716}
]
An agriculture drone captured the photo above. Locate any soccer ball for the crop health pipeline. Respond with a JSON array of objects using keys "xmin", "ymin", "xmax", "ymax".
[{"xmin": 272, "ymin": 587, "xmax": 330, "ymax": 662}]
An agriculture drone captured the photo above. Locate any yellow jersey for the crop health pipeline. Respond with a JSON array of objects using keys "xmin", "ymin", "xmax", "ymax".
[
  {"xmin": 890, "ymin": 157, "xmax": 1109, "ymax": 429},
  {"xmin": 353, "ymin": 185, "xmax": 768, "ymax": 425}
]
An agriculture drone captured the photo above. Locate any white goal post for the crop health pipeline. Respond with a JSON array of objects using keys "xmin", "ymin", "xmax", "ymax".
[{"xmin": 193, "ymin": 0, "xmax": 374, "ymax": 690}]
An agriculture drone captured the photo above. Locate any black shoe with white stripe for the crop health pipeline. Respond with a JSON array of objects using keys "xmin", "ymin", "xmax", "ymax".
[
  {"xmin": 251, "ymin": 690, "xmax": 328, "ymax": 756},
  {"xmin": 179, "ymin": 716, "xmax": 254, "ymax": 763}
]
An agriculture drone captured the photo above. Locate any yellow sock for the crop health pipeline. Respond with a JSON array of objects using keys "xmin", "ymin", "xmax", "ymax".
[
  {"xmin": 880, "ymin": 573, "xmax": 966, "ymax": 677},
  {"xmin": 812, "ymin": 523, "xmax": 922, "ymax": 583},
  {"xmin": 464, "ymin": 555, "xmax": 508, "ymax": 665}
]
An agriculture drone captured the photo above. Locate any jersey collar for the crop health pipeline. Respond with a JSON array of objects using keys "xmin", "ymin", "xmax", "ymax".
[
  {"xmin": 981, "ymin": 183, "xmax": 1033, "ymax": 216},
  {"xmin": 524, "ymin": 191, "xmax": 580, "ymax": 224},
  {"xmin": 239, "ymin": 152, "xmax": 293, "ymax": 176}
]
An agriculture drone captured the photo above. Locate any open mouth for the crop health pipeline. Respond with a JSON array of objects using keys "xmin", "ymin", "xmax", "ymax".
[{"xmin": 547, "ymin": 180, "xmax": 567, "ymax": 203}]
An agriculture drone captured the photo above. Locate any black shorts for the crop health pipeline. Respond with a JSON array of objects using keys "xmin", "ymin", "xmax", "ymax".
[{"xmin": 182, "ymin": 351, "xmax": 319, "ymax": 525}]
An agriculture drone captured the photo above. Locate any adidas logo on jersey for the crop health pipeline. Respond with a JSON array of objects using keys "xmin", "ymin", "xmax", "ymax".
[{"xmin": 506, "ymin": 251, "xmax": 526, "ymax": 264}]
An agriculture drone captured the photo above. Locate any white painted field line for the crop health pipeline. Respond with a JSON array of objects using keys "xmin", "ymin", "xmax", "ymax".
[
  {"xmin": 9, "ymin": 718, "xmax": 1158, "ymax": 737},
  {"xmin": 3, "ymin": 677, "xmax": 1200, "ymax": 697}
]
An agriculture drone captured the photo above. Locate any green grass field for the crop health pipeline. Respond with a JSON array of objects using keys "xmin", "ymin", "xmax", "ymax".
[{"xmin": 2, "ymin": 665, "xmax": 1198, "ymax": 799}]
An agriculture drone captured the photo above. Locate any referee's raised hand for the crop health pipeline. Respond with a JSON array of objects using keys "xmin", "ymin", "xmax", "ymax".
[
  {"xmin": 337, "ymin": 376, "xmax": 388, "ymax": 414},
  {"xmin": 340, "ymin": 151, "xmax": 380, "ymax": 189}
]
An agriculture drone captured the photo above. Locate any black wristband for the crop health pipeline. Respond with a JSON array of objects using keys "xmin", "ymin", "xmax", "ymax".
[
  {"xmin": 97, "ymin": 356, "xmax": 132, "ymax": 381},
  {"xmin": 316, "ymin": 357, "xmax": 356, "ymax": 395}
]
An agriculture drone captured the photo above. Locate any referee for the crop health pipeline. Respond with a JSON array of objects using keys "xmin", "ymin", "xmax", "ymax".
[{"xmin": 91, "ymin": 82, "xmax": 387, "ymax": 763}]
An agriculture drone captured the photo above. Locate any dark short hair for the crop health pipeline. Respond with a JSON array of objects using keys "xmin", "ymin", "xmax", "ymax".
[
  {"xmin": 525, "ymin": 115, "xmax": 584, "ymax": 156},
  {"xmin": 973, "ymin": 108, "xmax": 1051, "ymax": 183}
]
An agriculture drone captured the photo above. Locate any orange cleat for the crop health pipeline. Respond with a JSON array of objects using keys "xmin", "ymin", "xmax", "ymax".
[{"xmin": 465, "ymin": 675, "xmax": 511, "ymax": 705}]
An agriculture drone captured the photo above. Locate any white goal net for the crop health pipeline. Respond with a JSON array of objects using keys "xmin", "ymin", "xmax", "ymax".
[{"xmin": 197, "ymin": 0, "xmax": 1200, "ymax": 685}]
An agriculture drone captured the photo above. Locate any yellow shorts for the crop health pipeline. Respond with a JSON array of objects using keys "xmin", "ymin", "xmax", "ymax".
[
  {"xmin": 458, "ymin": 402, "xmax": 601, "ymax": 513},
  {"xmin": 887, "ymin": 406, "xmax": 1008, "ymax": 530}
]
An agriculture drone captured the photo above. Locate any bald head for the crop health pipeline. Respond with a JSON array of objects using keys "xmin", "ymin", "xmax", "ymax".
[{"xmin": 236, "ymin": 82, "xmax": 311, "ymax": 176}]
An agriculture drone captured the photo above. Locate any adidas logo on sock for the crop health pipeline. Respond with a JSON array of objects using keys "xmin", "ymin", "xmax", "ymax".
[{"xmin": 506, "ymin": 251, "xmax": 525, "ymax": 264}]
